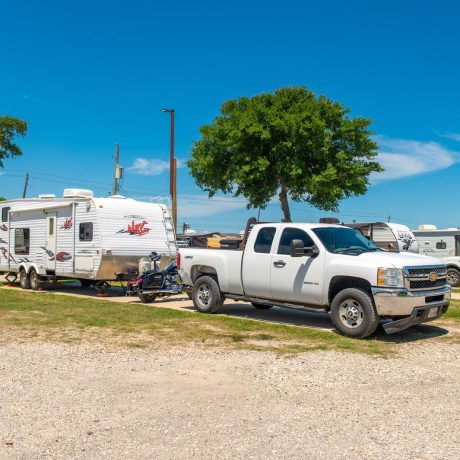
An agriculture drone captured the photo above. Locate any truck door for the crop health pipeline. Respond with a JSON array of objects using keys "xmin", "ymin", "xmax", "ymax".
[
  {"xmin": 270, "ymin": 226, "xmax": 325, "ymax": 305},
  {"xmin": 241, "ymin": 226, "xmax": 277, "ymax": 298},
  {"xmin": 45, "ymin": 213, "xmax": 57, "ymax": 271}
]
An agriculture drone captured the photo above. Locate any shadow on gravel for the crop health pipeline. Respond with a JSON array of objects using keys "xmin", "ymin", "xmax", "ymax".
[{"xmin": 372, "ymin": 323, "xmax": 450, "ymax": 343}]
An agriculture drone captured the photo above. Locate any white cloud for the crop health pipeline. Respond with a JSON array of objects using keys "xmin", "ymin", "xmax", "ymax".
[
  {"xmin": 127, "ymin": 158, "xmax": 186, "ymax": 176},
  {"xmin": 438, "ymin": 132, "xmax": 460, "ymax": 142},
  {"xmin": 178, "ymin": 194, "xmax": 248, "ymax": 218},
  {"xmin": 373, "ymin": 136, "xmax": 460, "ymax": 182}
]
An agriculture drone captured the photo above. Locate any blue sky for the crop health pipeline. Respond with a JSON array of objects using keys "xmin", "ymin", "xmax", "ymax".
[{"xmin": 1, "ymin": 0, "xmax": 460, "ymax": 232}]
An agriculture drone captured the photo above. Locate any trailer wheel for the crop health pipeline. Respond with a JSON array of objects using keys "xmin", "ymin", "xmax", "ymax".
[
  {"xmin": 251, "ymin": 302, "xmax": 273, "ymax": 310},
  {"xmin": 79, "ymin": 279, "xmax": 93, "ymax": 288},
  {"xmin": 19, "ymin": 269, "xmax": 30, "ymax": 289},
  {"xmin": 330, "ymin": 288, "xmax": 380, "ymax": 338},
  {"xmin": 29, "ymin": 269, "xmax": 42, "ymax": 290},
  {"xmin": 138, "ymin": 293, "xmax": 157, "ymax": 303},
  {"xmin": 193, "ymin": 276, "xmax": 223, "ymax": 313},
  {"xmin": 446, "ymin": 268, "xmax": 460, "ymax": 287}
]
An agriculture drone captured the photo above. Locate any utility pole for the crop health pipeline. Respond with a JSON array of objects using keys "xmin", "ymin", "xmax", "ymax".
[
  {"xmin": 160, "ymin": 109, "xmax": 177, "ymax": 231},
  {"xmin": 22, "ymin": 172, "xmax": 29, "ymax": 198},
  {"xmin": 112, "ymin": 144, "xmax": 120, "ymax": 195}
]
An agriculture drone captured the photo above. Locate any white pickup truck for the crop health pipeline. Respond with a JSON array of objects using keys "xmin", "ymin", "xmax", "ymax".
[{"xmin": 178, "ymin": 222, "xmax": 451, "ymax": 338}]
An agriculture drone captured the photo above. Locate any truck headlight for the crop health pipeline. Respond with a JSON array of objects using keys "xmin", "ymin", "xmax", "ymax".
[{"xmin": 377, "ymin": 268, "xmax": 404, "ymax": 288}]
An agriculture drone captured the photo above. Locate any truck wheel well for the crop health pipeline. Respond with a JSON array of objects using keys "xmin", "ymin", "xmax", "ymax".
[
  {"xmin": 328, "ymin": 276, "xmax": 372, "ymax": 305},
  {"xmin": 191, "ymin": 265, "xmax": 219, "ymax": 284},
  {"xmin": 446, "ymin": 264, "xmax": 460, "ymax": 270}
]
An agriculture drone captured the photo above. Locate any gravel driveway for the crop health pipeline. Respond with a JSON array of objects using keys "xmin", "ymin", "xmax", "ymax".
[{"xmin": 1, "ymin": 340, "xmax": 459, "ymax": 459}]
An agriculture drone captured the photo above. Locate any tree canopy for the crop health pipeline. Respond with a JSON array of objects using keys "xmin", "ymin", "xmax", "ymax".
[
  {"xmin": 188, "ymin": 87, "xmax": 382, "ymax": 222},
  {"xmin": 0, "ymin": 116, "xmax": 28, "ymax": 168}
]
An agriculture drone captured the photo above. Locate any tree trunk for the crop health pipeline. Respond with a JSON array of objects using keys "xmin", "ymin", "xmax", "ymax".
[{"xmin": 278, "ymin": 179, "xmax": 291, "ymax": 222}]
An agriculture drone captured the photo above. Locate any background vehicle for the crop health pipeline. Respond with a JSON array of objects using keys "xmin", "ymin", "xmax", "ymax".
[
  {"xmin": 178, "ymin": 220, "xmax": 450, "ymax": 338},
  {"xmin": 414, "ymin": 225, "xmax": 460, "ymax": 287},
  {"xmin": 0, "ymin": 189, "xmax": 176, "ymax": 289}
]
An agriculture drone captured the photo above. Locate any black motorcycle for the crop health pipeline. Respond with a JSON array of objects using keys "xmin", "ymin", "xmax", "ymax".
[{"xmin": 126, "ymin": 252, "xmax": 189, "ymax": 303}]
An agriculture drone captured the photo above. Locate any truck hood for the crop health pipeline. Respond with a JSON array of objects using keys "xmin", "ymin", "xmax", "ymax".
[{"xmin": 357, "ymin": 251, "xmax": 445, "ymax": 268}]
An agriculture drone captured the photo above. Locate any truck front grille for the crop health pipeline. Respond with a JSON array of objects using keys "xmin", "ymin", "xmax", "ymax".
[{"xmin": 404, "ymin": 265, "xmax": 447, "ymax": 291}]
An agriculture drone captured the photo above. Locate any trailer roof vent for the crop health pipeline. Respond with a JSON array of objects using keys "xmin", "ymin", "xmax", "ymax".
[
  {"xmin": 38, "ymin": 194, "xmax": 56, "ymax": 199},
  {"xmin": 418, "ymin": 224, "xmax": 437, "ymax": 231},
  {"xmin": 63, "ymin": 189, "xmax": 94, "ymax": 199},
  {"xmin": 319, "ymin": 217, "xmax": 340, "ymax": 224}
]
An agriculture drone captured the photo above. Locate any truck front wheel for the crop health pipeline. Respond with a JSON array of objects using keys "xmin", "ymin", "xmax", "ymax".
[
  {"xmin": 193, "ymin": 276, "xmax": 223, "ymax": 313},
  {"xmin": 330, "ymin": 288, "xmax": 379, "ymax": 338},
  {"xmin": 446, "ymin": 268, "xmax": 460, "ymax": 287}
]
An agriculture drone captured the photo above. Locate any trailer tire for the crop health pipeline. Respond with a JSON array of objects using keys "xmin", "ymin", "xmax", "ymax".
[
  {"xmin": 251, "ymin": 302, "xmax": 273, "ymax": 310},
  {"xmin": 29, "ymin": 269, "xmax": 42, "ymax": 290},
  {"xmin": 19, "ymin": 269, "xmax": 30, "ymax": 289},
  {"xmin": 138, "ymin": 293, "xmax": 157, "ymax": 303},
  {"xmin": 193, "ymin": 275, "xmax": 223, "ymax": 313},
  {"xmin": 330, "ymin": 288, "xmax": 380, "ymax": 338},
  {"xmin": 446, "ymin": 267, "xmax": 460, "ymax": 287}
]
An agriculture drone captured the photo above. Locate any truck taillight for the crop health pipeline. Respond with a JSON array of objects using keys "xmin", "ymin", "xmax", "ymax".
[{"xmin": 176, "ymin": 252, "xmax": 181, "ymax": 270}]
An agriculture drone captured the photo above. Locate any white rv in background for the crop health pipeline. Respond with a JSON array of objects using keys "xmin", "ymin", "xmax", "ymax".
[
  {"xmin": 0, "ymin": 189, "xmax": 176, "ymax": 289},
  {"xmin": 345, "ymin": 222, "xmax": 419, "ymax": 253},
  {"xmin": 414, "ymin": 225, "xmax": 460, "ymax": 287}
]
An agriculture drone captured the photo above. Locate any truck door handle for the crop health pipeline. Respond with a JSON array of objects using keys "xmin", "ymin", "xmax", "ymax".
[{"xmin": 273, "ymin": 260, "xmax": 286, "ymax": 267}]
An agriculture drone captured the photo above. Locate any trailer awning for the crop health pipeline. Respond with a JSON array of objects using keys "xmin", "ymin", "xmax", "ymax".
[{"xmin": 9, "ymin": 201, "xmax": 75, "ymax": 213}]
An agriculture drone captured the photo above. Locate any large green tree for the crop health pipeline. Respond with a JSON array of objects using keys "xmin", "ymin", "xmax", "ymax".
[
  {"xmin": 0, "ymin": 116, "xmax": 28, "ymax": 168},
  {"xmin": 188, "ymin": 87, "xmax": 382, "ymax": 222}
]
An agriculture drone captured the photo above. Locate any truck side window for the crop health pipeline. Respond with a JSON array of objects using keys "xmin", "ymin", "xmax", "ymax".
[
  {"xmin": 79, "ymin": 222, "xmax": 93, "ymax": 241},
  {"xmin": 1, "ymin": 207, "xmax": 10, "ymax": 222},
  {"xmin": 278, "ymin": 228, "xmax": 314, "ymax": 255},
  {"xmin": 436, "ymin": 241, "xmax": 446, "ymax": 249},
  {"xmin": 15, "ymin": 228, "xmax": 30, "ymax": 254},
  {"xmin": 254, "ymin": 227, "xmax": 276, "ymax": 253}
]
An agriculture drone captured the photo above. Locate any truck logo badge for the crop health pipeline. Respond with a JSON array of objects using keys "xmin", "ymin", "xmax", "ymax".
[
  {"xmin": 116, "ymin": 220, "xmax": 150, "ymax": 236},
  {"xmin": 60, "ymin": 218, "xmax": 73, "ymax": 230},
  {"xmin": 429, "ymin": 272, "xmax": 438, "ymax": 282}
]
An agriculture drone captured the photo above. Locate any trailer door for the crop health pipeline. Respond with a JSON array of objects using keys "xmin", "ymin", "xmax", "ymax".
[{"xmin": 46, "ymin": 213, "xmax": 57, "ymax": 271}]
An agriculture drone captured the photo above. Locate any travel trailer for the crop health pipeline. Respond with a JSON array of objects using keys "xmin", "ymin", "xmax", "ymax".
[
  {"xmin": 345, "ymin": 222, "xmax": 419, "ymax": 253},
  {"xmin": 413, "ymin": 225, "xmax": 460, "ymax": 287},
  {"xmin": 0, "ymin": 189, "xmax": 176, "ymax": 289}
]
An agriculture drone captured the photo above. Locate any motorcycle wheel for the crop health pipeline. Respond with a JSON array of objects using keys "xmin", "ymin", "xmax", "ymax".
[{"xmin": 138, "ymin": 293, "xmax": 157, "ymax": 303}]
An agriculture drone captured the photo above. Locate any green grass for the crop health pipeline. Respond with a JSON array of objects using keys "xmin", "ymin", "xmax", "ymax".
[
  {"xmin": 445, "ymin": 299, "xmax": 460, "ymax": 320},
  {"xmin": 0, "ymin": 288, "xmax": 393, "ymax": 357}
]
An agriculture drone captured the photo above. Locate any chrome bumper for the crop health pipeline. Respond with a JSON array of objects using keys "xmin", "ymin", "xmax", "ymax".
[{"xmin": 371, "ymin": 285, "xmax": 451, "ymax": 316}]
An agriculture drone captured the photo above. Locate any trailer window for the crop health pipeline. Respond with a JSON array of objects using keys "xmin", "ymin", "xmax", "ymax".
[
  {"xmin": 79, "ymin": 222, "xmax": 93, "ymax": 241},
  {"xmin": 436, "ymin": 241, "xmax": 447, "ymax": 249},
  {"xmin": 15, "ymin": 228, "xmax": 30, "ymax": 255},
  {"xmin": 278, "ymin": 228, "xmax": 314, "ymax": 255},
  {"xmin": 254, "ymin": 227, "xmax": 276, "ymax": 253},
  {"xmin": 1, "ymin": 207, "xmax": 10, "ymax": 222}
]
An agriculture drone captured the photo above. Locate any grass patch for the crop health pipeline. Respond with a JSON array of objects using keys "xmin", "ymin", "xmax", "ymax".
[
  {"xmin": 0, "ymin": 288, "xmax": 394, "ymax": 357},
  {"xmin": 445, "ymin": 299, "xmax": 460, "ymax": 320}
]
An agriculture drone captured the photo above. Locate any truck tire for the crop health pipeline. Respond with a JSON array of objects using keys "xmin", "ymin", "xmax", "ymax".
[
  {"xmin": 251, "ymin": 302, "xmax": 273, "ymax": 310},
  {"xmin": 29, "ymin": 269, "xmax": 42, "ymax": 290},
  {"xmin": 446, "ymin": 267, "xmax": 460, "ymax": 287},
  {"xmin": 138, "ymin": 293, "xmax": 157, "ymax": 303},
  {"xmin": 193, "ymin": 275, "xmax": 223, "ymax": 313},
  {"xmin": 330, "ymin": 288, "xmax": 380, "ymax": 338},
  {"xmin": 19, "ymin": 269, "xmax": 30, "ymax": 289}
]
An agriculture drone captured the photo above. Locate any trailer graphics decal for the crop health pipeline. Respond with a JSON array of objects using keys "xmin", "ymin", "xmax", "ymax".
[
  {"xmin": 0, "ymin": 247, "xmax": 30, "ymax": 264},
  {"xmin": 116, "ymin": 220, "xmax": 150, "ymax": 236},
  {"xmin": 0, "ymin": 224, "xmax": 7, "ymax": 232},
  {"xmin": 60, "ymin": 218, "xmax": 73, "ymax": 230},
  {"xmin": 0, "ymin": 238, "xmax": 7, "ymax": 244},
  {"xmin": 41, "ymin": 247, "xmax": 72, "ymax": 262}
]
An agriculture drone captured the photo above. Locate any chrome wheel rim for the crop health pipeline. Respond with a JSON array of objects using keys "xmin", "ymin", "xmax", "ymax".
[
  {"xmin": 197, "ymin": 283, "xmax": 211, "ymax": 308},
  {"xmin": 338, "ymin": 299, "xmax": 364, "ymax": 328},
  {"xmin": 447, "ymin": 270, "xmax": 459, "ymax": 286}
]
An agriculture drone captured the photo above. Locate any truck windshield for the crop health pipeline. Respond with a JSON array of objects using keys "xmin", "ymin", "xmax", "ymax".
[{"xmin": 313, "ymin": 227, "xmax": 380, "ymax": 255}]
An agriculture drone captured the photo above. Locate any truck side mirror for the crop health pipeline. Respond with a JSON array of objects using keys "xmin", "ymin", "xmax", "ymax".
[{"xmin": 290, "ymin": 240, "xmax": 320, "ymax": 258}]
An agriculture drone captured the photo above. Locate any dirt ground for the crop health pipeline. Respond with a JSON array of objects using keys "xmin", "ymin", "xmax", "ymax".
[{"xmin": 1, "ymin": 339, "xmax": 459, "ymax": 459}]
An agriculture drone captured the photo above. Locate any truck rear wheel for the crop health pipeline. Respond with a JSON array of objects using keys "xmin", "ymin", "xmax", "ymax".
[
  {"xmin": 19, "ymin": 269, "xmax": 30, "ymax": 289},
  {"xmin": 193, "ymin": 276, "xmax": 223, "ymax": 313},
  {"xmin": 330, "ymin": 288, "xmax": 379, "ymax": 338},
  {"xmin": 446, "ymin": 267, "xmax": 460, "ymax": 287}
]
